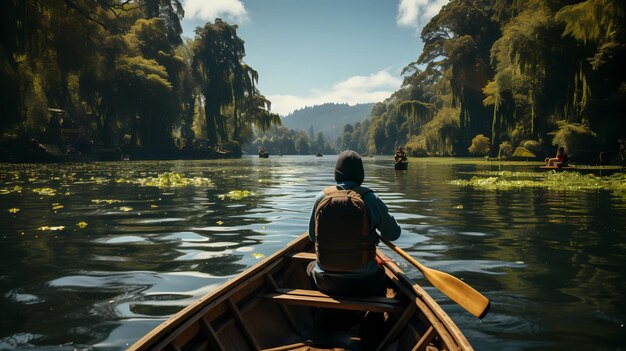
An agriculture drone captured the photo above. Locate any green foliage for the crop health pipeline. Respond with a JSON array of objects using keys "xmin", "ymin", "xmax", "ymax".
[
  {"xmin": 364, "ymin": 0, "xmax": 625, "ymax": 158},
  {"xmin": 242, "ymin": 126, "xmax": 335, "ymax": 155},
  {"xmin": 549, "ymin": 121, "xmax": 599, "ymax": 155},
  {"xmin": 398, "ymin": 100, "xmax": 433, "ymax": 123},
  {"xmin": 468, "ymin": 134, "xmax": 491, "ymax": 155},
  {"xmin": 2, "ymin": 0, "xmax": 625, "ymax": 161},
  {"xmin": 499, "ymin": 141, "xmax": 513, "ymax": 158},
  {"xmin": 0, "ymin": 1, "xmax": 276, "ymax": 158},
  {"xmin": 520, "ymin": 140, "xmax": 541, "ymax": 154}
]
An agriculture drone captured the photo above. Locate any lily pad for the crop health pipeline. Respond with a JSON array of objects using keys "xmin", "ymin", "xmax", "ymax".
[
  {"xmin": 33, "ymin": 188, "xmax": 56, "ymax": 196},
  {"xmin": 38, "ymin": 226, "xmax": 65, "ymax": 231},
  {"xmin": 92, "ymin": 199, "xmax": 122, "ymax": 204},
  {"xmin": 136, "ymin": 172, "xmax": 214, "ymax": 188},
  {"xmin": 218, "ymin": 190, "xmax": 255, "ymax": 200}
]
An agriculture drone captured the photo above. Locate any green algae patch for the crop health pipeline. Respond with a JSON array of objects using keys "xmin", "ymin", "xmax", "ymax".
[
  {"xmin": 0, "ymin": 185, "xmax": 23, "ymax": 195},
  {"xmin": 218, "ymin": 190, "xmax": 255, "ymax": 200},
  {"xmin": 451, "ymin": 171, "xmax": 626, "ymax": 195},
  {"xmin": 92, "ymin": 199, "xmax": 122, "ymax": 204},
  {"xmin": 33, "ymin": 187, "xmax": 56, "ymax": 196},
  {"xmin": 133, "ymin": 172, "xmax": 214, "ymax": 188}
]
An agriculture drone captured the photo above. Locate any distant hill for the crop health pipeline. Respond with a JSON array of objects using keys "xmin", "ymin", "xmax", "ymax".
[{"xmin": 280, "ymin": 102, "xmax": 374, "ymax": 140}]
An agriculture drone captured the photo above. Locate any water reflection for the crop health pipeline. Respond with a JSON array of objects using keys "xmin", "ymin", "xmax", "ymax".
[{"xmin": 0, "ymin": 157, "xmax": 625, "ymax": 350}]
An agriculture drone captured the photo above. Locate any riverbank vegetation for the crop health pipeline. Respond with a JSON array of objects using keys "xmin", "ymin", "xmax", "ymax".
[
  {"xmin": 339, "ymin": 0, "xmax": 625, "ymax": 162},
  {"xmin": 1, "ymin": 0, "xmax": 624, "ymax": 163},
  {"xmin": 0, "ymin": 0, "xmax": 280, "ymax": 161}
]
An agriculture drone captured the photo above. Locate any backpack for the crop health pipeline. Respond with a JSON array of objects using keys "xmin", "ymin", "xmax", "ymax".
[{"xmin": 314, "ymin": 186, "xmax": 375, "ymax": 272}]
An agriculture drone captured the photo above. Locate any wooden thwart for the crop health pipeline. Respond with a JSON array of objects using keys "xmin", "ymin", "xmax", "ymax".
[
  {"xmin": 287, "ymin": 252, "xmax": 317, "ymax": 261},
  {"xmin": 265, "ymin": 288, "xmax": 401, "ymax": 313}
]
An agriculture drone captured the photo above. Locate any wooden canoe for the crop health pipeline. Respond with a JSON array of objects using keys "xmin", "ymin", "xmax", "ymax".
[
  {"xmin": 394, "ymin": 161, "xmax": 408, "ymax": 171},
  {"xmin": 128, "ymin": 233, "xmax": 473, "ymax": 351},
  {"xmin": 539, "ymin": 165, "xmax": 575, "ymax": 170}
]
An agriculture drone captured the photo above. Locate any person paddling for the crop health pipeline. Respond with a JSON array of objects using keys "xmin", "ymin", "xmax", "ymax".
[
  {"xmin": 394, "ymin": 147, "xmax": 407, "ymax": 163},
  {"xmin": 307, "ymin": 150, "xmax": 401, "ymax": 297}
]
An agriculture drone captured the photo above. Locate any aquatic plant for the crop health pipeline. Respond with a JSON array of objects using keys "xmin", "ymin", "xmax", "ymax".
[
  {"xmin": 134, "ymin": 172, "xmax": 214, "ymax": 188},
  {"xmin": 451, "ymin": 171, "xmax": 626, "ymax": 196},
  {"xmin": 218, "ymin": 190, "xmax": 255, "ymax": 200}
]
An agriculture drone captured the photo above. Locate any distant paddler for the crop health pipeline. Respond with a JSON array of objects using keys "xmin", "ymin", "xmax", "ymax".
[{"xmin": 394, "ymin": 147, "xmax": 408, "ymax": 170}]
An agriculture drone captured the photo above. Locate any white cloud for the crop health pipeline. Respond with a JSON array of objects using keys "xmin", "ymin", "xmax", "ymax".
[
  {"xmin": 184, "ymin": 0, "xmax": 249, "ymax": 23},
  {"xmin": 397, "ymin": 0, "xmax": 448, "ymax": 28},
  {"xmin": 268, "ymin": 70, "xmax": 403, "ymax": 116}
]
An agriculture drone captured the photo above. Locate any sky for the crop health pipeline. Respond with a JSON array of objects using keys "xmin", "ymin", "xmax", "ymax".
[{"xmin": 180, "ymin": 0, "xmax": 449, "ymax": 116}]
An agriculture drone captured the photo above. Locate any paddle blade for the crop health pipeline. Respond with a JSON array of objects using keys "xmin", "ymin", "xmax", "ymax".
[
  {"xmin": 420, "ymin": 266, "xmax": 490, "ymax": 319},
  {"xmin": 381, "ymin": 238, "xmax": 490, "ymax": 319}
]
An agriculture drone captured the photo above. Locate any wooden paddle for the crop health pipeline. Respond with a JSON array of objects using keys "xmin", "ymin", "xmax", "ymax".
[{"xmin": 380, "ymin": 238, "xmax": 490, "ymax": 319}]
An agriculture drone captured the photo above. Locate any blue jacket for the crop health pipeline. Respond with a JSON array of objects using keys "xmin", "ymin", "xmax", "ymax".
[{"xmin": 308, "ymin": 181, "xmax": 401, "ymax": 277}]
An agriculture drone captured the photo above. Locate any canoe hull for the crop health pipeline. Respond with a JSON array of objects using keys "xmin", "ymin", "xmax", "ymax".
[
  {"xmin": 128, "ymin": 233, "xmax": 473, "ymax": 351},
  {"xmin": 394, "ymin": 161, "xmax": 408, "ymax": 170}
]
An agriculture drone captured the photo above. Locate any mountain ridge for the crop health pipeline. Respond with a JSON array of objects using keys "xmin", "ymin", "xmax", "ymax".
[{"xmin": 280, "ymin": 102, "xmax": 374, "ymax": 140}]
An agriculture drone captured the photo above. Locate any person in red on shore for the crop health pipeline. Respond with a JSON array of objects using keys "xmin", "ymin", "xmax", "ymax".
[{"xmin": 545, "ymin": 146, "xmax": 569, "ymax": 167}]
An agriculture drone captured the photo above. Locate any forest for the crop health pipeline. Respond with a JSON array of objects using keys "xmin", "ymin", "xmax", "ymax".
[
  {"xmin": 340, "ymin": 0, "xmax": 625, "ymax": 161},
  {"xmin": 0, "ymin": 0, "xmax": 281, "ymax": 161},
  {"xmin": 1, "ymin": 0, "xmax": 625, "ymax": 162}
]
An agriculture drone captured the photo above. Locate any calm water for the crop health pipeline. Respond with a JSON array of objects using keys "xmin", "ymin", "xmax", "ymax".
[{"xmin": 0, "ymin": 156, "xmax": 625, "ymax": 350}]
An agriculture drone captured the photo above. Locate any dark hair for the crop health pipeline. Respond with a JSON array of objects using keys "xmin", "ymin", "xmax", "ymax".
[{"xmin": 334, "ymin": 150, "xmax": 364, "ymax": 185}]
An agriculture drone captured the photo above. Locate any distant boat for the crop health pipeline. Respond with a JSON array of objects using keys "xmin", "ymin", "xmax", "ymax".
[
  {"xmin": 316, "ymin": 152, "xmax": 323, "ymax": 157},
  {"xmin": 259, "ymin": 151, "xmax": 269, "ymax": 158},
  {"xmin": 394, "ymin": 160, "xmax": 408, "ymax": 170},
  {"xmin": 512, "ymin": 147, "xmax": 536, "ymax": 159}
]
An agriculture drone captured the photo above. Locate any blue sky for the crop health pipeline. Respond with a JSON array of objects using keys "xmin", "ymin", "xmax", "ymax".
[{"xmin": 181, "ymin": 0, "xmax": 448, "ymax": 115}]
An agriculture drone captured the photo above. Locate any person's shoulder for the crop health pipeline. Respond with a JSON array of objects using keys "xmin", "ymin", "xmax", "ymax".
[{"xmin": 359, "ymin": 187, "xmax": 378, "ymax": 200}]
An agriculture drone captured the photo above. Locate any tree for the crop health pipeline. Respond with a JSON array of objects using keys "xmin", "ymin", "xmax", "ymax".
[
  {"xmin": 468, "ymin": 134, "xmax": 490, "ymax": 155},
  {"xmin": 192, "ymin": 19, "xmax": 245, "ymax": 147},
  {"xmin": 418, "ymin": 0, "xmax": 500, "ymax": 153}
]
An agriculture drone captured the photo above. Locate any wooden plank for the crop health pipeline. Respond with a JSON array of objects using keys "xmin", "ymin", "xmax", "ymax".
[
  {"xmin": 287, "ymin": 252, "xmax": 317, "ymax": 261},
  {"xmin": 265, "ymin": 275, "xmax": 301, "ymax": 334},
  {"xmin": 200, "ymin": 316, "xmax": 226, "ymax": 351},
  {"xmin": 411, "ymin": 325, "xmax": 436, "ymax": 351},
  {"xmin": 376, "ymin": 302, "xmax": 419, "ymax": 351},
  {"xmin": 261, "ymin": 342, "xmax": 320, "ymax": 351},
  {"xmin": 274, "ymin": 288, "xmax": 400, "ymax": 305},
  {"xmin": 265, "ymin": 289, "xmax": 402, "ymax": 313},
  {"xmin": 227, "ymin": 298, "xmax": 262, "ymax": 351}
]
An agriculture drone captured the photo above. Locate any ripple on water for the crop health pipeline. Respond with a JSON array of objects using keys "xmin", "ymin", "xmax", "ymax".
[
  {"xmin": 191, "ymin": 226, "xmax": 239, "ymax": 232},
  {"xmin": 135, "ymin": 218, "xmax": 185, "ymax": 224},
  {"xmin": 458, "ymin": 231, "xmax": 490, "ymax": 237},
  {"xmin": 175, "ymin": 249, "xmax": 234, "ymax": 261},
  {"xmin": 179, "ymin": 241, "xmax": 237, "ymax": 248},
  {"xmin": 98, "ymin": 235, "xmax": 150, "ymax": 244},
  {"xmin": 5, "ymin": 290, "xmax": 44, "ymax": 304},
  {"xmin": 159, "ymin": 231, "xmax": 209, "ymax": 242},
  {"xmin": 0, "ymin": 333, "xmax": 42, "ymax": 350}
]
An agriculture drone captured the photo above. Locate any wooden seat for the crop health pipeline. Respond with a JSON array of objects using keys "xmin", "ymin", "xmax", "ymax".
[
  {"xmin": 287, "ymin": 252, "xmax": 317, "ymax": 261},
  {"xmin": 265, "ymin": 288, "xmax": 401, "ymax": 313}
]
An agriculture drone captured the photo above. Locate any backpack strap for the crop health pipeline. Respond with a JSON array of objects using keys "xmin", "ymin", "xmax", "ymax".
[{"xmin": 323, "ymin": 185, "xmax": 372, "ymax": 197}]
